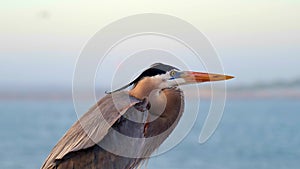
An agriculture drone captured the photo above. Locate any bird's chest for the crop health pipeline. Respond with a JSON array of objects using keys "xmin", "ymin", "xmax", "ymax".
[{"xmin": 148, "ymin": 90, "xmax": 167, "ymax": 117}]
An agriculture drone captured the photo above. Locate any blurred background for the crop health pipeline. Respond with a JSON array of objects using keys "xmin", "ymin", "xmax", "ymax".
[{"xmin": 0, "ymin": 0, "xmax": 299, "ymax": 169}]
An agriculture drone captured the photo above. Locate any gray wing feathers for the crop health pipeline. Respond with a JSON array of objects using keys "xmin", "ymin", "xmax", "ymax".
[{"xmin": 41, "ymin": 91, "xmax": 141, "ymax": 169}]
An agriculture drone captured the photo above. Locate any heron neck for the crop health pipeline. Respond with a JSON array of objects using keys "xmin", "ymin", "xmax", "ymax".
[{"xmin": 129, "ymin": 77, "xmax": 161, "ymax": 99}]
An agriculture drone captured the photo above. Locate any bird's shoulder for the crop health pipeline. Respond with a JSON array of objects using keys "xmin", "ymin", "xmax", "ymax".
[{"xmin": 41, "ymin": 91, "xmax": 143, "ymax": 169}]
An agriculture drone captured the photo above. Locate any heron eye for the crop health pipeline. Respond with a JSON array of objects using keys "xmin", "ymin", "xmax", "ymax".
[{"xmin": 170, "ymin": 70, "xmax": 176, "ymax": 77}]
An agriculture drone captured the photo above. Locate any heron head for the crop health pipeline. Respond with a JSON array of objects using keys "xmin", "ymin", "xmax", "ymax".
[{"xmin": 106, "ymin": 63, "xmax": 178, "ymax": 94}]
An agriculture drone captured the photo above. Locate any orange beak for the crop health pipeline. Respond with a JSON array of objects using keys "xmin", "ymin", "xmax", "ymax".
[{"xmin": 179, "ymin": 71, "xmax": 234, "ymax": 84}]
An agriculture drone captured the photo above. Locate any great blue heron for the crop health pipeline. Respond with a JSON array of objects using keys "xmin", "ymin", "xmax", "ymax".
[{"xmin": 41, "ymin": 63, "xmax": 233, "ymax": 169}]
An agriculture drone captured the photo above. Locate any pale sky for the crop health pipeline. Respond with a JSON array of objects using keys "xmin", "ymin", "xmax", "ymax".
[{"xmin": 0, "ymin": 0, "xmax": 299, "ymax": 88}]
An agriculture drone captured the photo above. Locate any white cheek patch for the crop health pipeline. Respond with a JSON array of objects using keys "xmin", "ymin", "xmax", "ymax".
[{"xmin": 153, "ymin": 73, "xmax": 170, "ymax": 80}]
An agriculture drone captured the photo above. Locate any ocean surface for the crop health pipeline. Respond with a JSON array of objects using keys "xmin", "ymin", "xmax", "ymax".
[{"xmin": 0, "ymin": 98, "xmax": 299, "ymax": 169}]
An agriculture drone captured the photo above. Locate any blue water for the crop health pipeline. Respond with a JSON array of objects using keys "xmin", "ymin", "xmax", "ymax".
[{"xmin": 0, "ymin": 99, "xmax": 299, "ymax": 169}]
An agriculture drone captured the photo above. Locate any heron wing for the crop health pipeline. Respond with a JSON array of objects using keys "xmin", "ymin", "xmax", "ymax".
[{"xmin": 41, "ymin": 91, "xmax": 142, "ymax": 169}]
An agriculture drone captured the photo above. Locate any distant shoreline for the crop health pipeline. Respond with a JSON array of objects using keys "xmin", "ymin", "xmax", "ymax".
[{"xmin": 1, "ymin": 87, "xmax": 299, "ymax": 100}]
